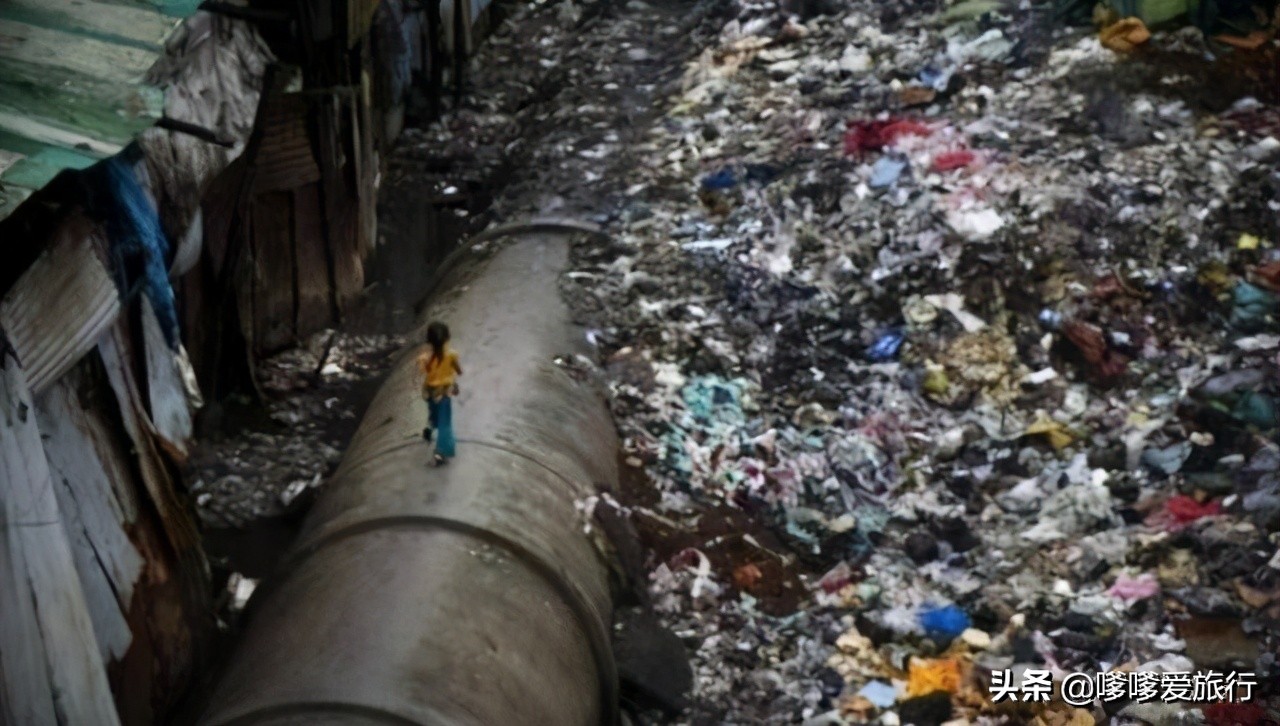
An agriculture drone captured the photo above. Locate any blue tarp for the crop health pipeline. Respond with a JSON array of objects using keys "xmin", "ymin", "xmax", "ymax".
[{"xmin": 93, "ymin": 153, "xmax": 179, "ymax": 349}]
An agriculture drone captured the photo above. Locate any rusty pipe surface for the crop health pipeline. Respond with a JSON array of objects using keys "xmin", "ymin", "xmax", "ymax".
[{"xmin": 200, "ymin": 232, "xmax": 619, "ymax": 725}]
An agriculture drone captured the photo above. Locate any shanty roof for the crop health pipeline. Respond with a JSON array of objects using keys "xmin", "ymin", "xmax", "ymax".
[{"xmin": 0, "ymin": 0, "xmax": 201, "ymax": 220}]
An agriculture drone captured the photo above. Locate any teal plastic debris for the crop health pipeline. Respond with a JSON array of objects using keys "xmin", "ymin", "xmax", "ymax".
[
  {"xmin": 1232, "ymin": 391, "xmax": 1279, "ymax": 430},
  {"xmin": 919, "ymin": 604, "xmax": 970, "ymax": 642},
  {"xmin": 681, "ymin": 375, "xmax": 748, "ymax": 427},
  {"xmin": 1229, "ymin": 281, "xmax": 1279, "ymax": 333},
  {"xmin": 662, "ymin": 376, "xmax": 754, "ymax": 480}
]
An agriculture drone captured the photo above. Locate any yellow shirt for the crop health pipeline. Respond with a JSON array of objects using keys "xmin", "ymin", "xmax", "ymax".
[{"xmin": 418, "ymin": 346, "xmax": 461, "ymax": 394}]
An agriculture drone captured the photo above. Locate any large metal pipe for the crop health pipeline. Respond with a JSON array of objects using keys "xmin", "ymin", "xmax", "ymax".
[{"xmin": 200, "ymin": 231, "xmax": 619, "ymax": 725}]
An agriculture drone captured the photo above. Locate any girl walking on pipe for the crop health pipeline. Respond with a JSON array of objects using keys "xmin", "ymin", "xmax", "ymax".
[{"xmin": 419, "ymin": 321, "xmax": 462, "ymax": 466}]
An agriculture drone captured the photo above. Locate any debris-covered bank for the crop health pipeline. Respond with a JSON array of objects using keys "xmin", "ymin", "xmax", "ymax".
[
  {"xmin": 202, "ymin": 0, "xmax": 1278, "ymax": 719},
  {"xmin": 546, "ymin": 0, "xmax": 1280, "ymax": 723}
]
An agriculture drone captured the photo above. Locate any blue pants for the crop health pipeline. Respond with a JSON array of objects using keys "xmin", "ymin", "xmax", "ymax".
[{"xmin": 427, "ymin": 396, "xmax": 455, "ymax": 458}]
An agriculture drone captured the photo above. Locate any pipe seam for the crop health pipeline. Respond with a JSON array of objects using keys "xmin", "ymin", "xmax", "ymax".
[
  {"xmin": 417, "ymin": 219, "xmax": 606, "ymax": 307},
  {"xmin": 333, "ymin": 437, "xmax": 591, "ymax": 500},
  {"xmin": 252, "ymin": 514, "xmax": 617, "ymax": 726},
  {"xmin": 208, "ymin": 700, "xmax": 437, "ymax": 726}
]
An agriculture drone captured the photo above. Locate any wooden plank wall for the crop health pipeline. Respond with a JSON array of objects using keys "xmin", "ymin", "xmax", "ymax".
[
  {"xmin": 230, "ymin": 79, "xmax": 379, "ymax": 358},
  {"xmin": 0, "ymin": 354, "xmax": 122, "ymax": 726}
]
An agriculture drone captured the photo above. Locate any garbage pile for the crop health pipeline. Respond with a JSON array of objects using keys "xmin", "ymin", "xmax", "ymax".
[
  {"xmin": 554, "ymin": 0, "xmax": 1280, "ymax": 723},
  {"xmin": 187, "ymin": 330, "xmax": 403, "ymax": 527}
]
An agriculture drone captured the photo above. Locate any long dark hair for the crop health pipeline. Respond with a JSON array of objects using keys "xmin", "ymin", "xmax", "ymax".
[{"xmin": 426, "ymin": 321, "xmax": 450, "ymax": 361}]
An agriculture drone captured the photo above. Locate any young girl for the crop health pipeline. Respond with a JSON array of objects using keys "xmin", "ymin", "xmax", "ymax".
[{"xmin": 418, "ymin": 321, "xmax": 462, "ymax": 466}]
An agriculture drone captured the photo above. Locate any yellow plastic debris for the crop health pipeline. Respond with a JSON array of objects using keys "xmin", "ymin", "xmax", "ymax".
[
  {"xmin": 1100, "ymin": 18, "xmax": 1151, "ymax": 52},
  {"xmin": 1025, "ymin": 414, "xmax": 1074, "ymax": 451},
  {"xmin": 906, "ymin": 656, "xmax": 963, "ymax": 697},
  {"xmin": 1238, "ymin": 233, "xmax": 1261, "ymax": 250},
  {"xmin": 1030, "ymin": 705, "xmax": 1096, "ymax": 726},
  {"xmin": 923, "ymin": 363, "xmax": 950, "ymax": 398},
  {"xmin": 1196, "ymin": 261, "xmax": 1232, "ymax": 294}
]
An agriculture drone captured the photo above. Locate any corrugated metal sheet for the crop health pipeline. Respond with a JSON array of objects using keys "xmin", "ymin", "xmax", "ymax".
[
  {"xmin": 0, "ymin": 215, "xmax": 120, "ymax": 396},
  {"xmin": 253, "ymin": 93, "xmax": 322, "ymax": 192},
  {"xmin": 0, "ymin": 0, "xmax": 200, "ymax": 221}
]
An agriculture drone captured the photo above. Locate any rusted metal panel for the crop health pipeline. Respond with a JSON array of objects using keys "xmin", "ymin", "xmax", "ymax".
[
  {"xmin": 252, "ymin": 94, "xmax": 321, "ymax": 193},
  {"xmin": 200, "ymin": 157, "xmax": 253, "ymax": 278},
  {"xmin": 314, "ymin": 94, "xmax": 365, "ymax": 312},
  {"xmin": 292, "ymin": 182, "xmax": 333, "ymax": 336},
  {"xmin": 354, "ymin": 67, "xmax": 377, "ymax": 257},
  {"xmin": 328, "ymin": 196, "xmax": 365, "ymax": 312},
  {"xmin": 0, "ymin": 353, "xmax": 122, "ymax": 726},
  {"xmin": 97, "ymin": 321, "xmax": 202, "ymax": 556},
  {"xmin": 248, "ymin": 190, "xmax": 298, "ymax": 354},
  {"xmin": 0, "ymin": 215, "xmax": 120, "ymax": 396}
]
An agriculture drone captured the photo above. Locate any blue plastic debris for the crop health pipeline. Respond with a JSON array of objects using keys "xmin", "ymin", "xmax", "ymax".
[
  {"xmin": 859, "ymin": 680, "xmax": 898, "ymax": 709},
  {"xmin": 918, "ymin": 64, "xmax": 954, "ymax": 92},
  {"xmin": 682, "ymin": 375, "xmax": 746, "ymax": 423},
  {"xmin": 97, "ymin": 154, "xmax": 180, "ymax": 349},
  {"xmin": 919, "ymin": 604, "xmax": 970, "ymax": 642},
  {"xmin": 1038, "ymin": 308, "xmax": 1064, "ymax": 331},
  {"xmin": 867, "ymin": 330, "xmax": 905, "ymax": 361},
  {"xmin": 1233, "ymin": 391, "xmax": 1279, "ymax": 429},
  {"xmin": 700, "ymin": 167, "xmax": 738, "ymax": 191},
  {"xmin": 869, "ymin": 155, "xmax": 908, "ymax": 189}
]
